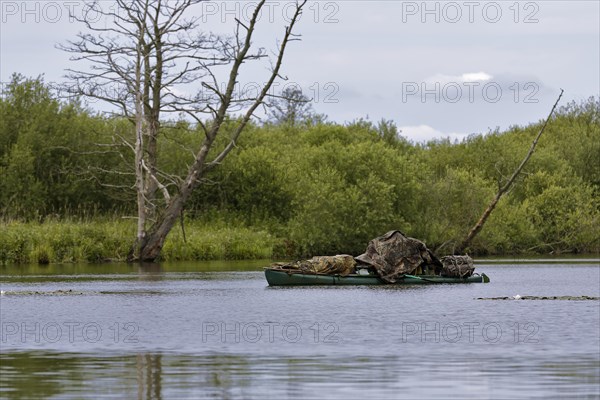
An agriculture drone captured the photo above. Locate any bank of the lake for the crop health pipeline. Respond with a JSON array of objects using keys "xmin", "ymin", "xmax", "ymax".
[
  {"xmin": 0, "ymin": 220, "xmax": 278, "ymax": 265},
  {"xmin": 2, "ymin": 219, "xmax": 599, "ymax": 265}
]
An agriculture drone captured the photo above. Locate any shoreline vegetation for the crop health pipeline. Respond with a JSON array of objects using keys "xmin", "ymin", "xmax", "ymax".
[
  {"xmin": 0, "ymin": 219, "xmax": 277, "ymax": 265},
  {"xmin": 1, "ymin": 77, "xmax": 599, "ymax": 265},
  {"xmin": 1, "ymin": 217, "xmax": 598, "ymax": 266}
]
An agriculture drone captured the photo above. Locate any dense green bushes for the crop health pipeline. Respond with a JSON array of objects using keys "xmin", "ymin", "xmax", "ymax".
[
  {"xmin": 0, "ymin": 75, "xmax": 131, "ymax": 219},
  {"xmin": 1, "ymin": 76, "xmax": 598, "ymax": 262}
]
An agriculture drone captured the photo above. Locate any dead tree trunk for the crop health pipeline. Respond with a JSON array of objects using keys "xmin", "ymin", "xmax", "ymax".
[
  {"xmin": 61, "ymin": 0, "xmax": 198, "ymax": 259},
  {"xmin": 133, "ymin": 3, "xmax": 151, "ymax": 252},
  {"xmin": 137, "ymin": 1, "xmax": 307, "ymax": 261},
  {"xmin": 61, "ymin": 0, "xmax": 307, "ymax": 262},
  {"xmin": 455, "ymin": 89, "xmax": 564, "ymax": 254}
]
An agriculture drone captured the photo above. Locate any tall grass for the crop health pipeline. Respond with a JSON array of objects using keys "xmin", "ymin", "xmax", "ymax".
[
  {"xmin": 161, "ymin": 220, "xmax": 277, "ymax": 261},
  {"xmin": 0, "ymin": 218, "xmax": 279, "ymax": 265}
]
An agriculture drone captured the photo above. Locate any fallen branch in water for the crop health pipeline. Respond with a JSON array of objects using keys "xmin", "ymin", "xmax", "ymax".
[{"xmin": 455, "ymin": 89, "xmax": 564, "ymax": 254}]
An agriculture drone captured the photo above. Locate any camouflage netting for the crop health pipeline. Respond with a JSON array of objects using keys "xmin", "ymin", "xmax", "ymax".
[
  {"xmin": 354, "ymin": 230, "xmax": 442, "ymax": 283},
  {"xmin": 271, "ymin": 255, "xmax": 356, "ymax": 276},
  {"xmin": 270, "ymin": 231, "xmax": 477, "ymax": 283},
  {"xmin": 440, "ymin": 255, "xmax": 475, "ymax": 278}
]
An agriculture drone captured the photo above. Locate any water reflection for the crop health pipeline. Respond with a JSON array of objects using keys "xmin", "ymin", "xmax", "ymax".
[
  {"xmin": 136, "ymin": 353, "xmax": 162, "ymax": 400},
  {"xmin": 1, "ymin": 352, "xmax": 598, "ymax": 399},
  {"xmin": 136, "ymin": 263, "xmax": 164, "ymax": 282},
  {"xmin": 0, "ymin": 260, "xmax": 270, "ymax": 278},
  {"xmin": 0, "ymin": 352, "xmax": 83, "ymax": 399},
  {"xmin": 0, "ymin": 352, "xmax": 166, "ymax": 400}
]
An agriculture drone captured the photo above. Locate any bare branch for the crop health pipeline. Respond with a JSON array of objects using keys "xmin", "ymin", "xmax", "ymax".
[{"xmin": 207, "ymin": 0, "xmax": 307, "ymax": 169}]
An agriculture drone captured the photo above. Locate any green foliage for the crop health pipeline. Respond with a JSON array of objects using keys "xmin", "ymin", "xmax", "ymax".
[
  {"xmin": 217, "ymin": 146, "xmax": 294, "ymax": 222},
  {"xmin": 478, "ymin": 199, "xmax": 538, "ymax": 254},
  {"xmin": 1, "ymin": 76, "xmax": 599, "ymax": 262},
  {"xmin": 161, "ymin": 221, "xmax": 276, "ymax": 261},
  {"xmin": 524, "ymin": 181, "xmax": 599, "ymax": 253},
  {"xmin": 0, "ymin": 219, "xmax": 275, "ymax": 264},
  {"xmin": 287, "ymin": 167, "xmax": 399, "ymax": 256},
  {"xmin": 0, "ymin": 74, "xmax": 127, "ymax": 218},
  {"xmin": 411, "ymin": 167, "xmax": 495, "ymax": 252},
  {"xmin": 0, "ymin": 143, "xmax": 44, "ymax": 218}
]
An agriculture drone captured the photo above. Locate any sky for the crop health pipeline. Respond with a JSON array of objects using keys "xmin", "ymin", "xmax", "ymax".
[{"xmin": 1, "ymin": 0, "xmax": 599, "ymax": 142}]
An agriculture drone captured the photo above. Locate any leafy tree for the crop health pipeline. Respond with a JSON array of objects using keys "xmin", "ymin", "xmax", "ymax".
[{"xmin": 0, "ymin": 75, "xmax": 124, "ymax": 218}]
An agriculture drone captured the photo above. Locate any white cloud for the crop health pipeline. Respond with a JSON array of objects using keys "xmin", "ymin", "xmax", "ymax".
[
  {"xmin": 425, "ymin": 72, "xmax": 493, "ymax": 85},
  {"xmin": 399, "ymin": 125, "xmax": 468, "ymax": 143},
  {"xmin": 461, "ymin": 72, "xmax": 493, "ymax": 82}
]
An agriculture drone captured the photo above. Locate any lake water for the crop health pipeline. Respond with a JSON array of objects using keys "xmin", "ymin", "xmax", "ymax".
[{"xmin": 1, "ymin": 260, "xmax": 599, "ymax": 399}]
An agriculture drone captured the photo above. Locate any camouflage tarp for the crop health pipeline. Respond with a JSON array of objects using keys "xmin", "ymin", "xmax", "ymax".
[
  {"xmin": 271, "ymin": 255, "xmax": 356, "ymax": 276},
  {"xmin": 269, "ymin": 231, "xmax": 475, "ymax": 283},
  {"xmin": 440, "ymin": 255, "xmax": 474, "ymax": 278},
  {"xmin": 355, "ymin": 230, "xmax": 441, "ymax": 283}
]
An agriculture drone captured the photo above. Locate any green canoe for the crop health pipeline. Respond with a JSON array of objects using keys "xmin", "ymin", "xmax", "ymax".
[{"xmin": 265, "ymin": 268, "xmax": 490, "ymax": 286}]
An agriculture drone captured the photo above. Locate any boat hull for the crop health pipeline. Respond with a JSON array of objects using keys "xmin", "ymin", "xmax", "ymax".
[{"xmin": 265, "ymin": 269, "xmax": 490, "ymax": 286}]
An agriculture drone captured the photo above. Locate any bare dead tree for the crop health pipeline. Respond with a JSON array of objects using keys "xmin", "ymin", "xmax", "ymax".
[
  {"xmin": 59, "ymin": 0, "xmax": 210, "ymax": 247},
  {"xmin": 267, "ymin": 86, "xmax": 314, "ymax": 126},
  {"xmin": 455, "ymin": 89, "xmax": 564, "ymax": 254},
  {"xmin": 61, "ymin": 0, "xmax": 307, "ymax": 261},
  {"xmin": 138, "ymin": 1, "xmax": 307, "ymax": 261}
]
